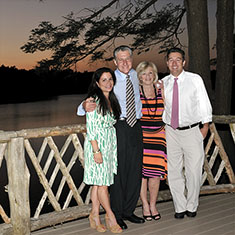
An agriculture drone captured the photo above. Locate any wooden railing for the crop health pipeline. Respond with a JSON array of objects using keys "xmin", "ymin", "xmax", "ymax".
[{"xmin": 0, "ymin": 116, "xmax": 234, "ymax": 235}]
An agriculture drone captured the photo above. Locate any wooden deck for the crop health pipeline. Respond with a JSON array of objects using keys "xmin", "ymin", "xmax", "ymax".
[{"xmin": 32, "ymin": 193, "xmax": 235, "ymax": 235}]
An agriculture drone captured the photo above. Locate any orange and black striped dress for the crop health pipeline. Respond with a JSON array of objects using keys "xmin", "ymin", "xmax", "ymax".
[{"xmin": 140, "ymin": 86, "xmax": 167, "ymax": 179}]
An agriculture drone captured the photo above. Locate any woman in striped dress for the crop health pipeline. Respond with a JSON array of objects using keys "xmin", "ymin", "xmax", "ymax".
[{"xmin": 136, "ymin": 61, "xmax": 167, "ymax": 221}]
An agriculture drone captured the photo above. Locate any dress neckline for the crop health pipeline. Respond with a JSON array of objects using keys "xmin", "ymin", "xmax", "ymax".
[{"xmin": 140, "ymin": 85, "xmax": 158, "ymax": 99}]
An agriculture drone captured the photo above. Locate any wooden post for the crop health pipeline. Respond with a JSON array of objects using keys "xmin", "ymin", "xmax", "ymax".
[{"xmin": 7, "ymin": 137, "xmax": 30, "ymax": 235}]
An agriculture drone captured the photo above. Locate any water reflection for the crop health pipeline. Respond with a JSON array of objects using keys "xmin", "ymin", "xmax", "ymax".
[{"xmin": 0, "ymin": 94, "xmax": 86, "ymax": 131}]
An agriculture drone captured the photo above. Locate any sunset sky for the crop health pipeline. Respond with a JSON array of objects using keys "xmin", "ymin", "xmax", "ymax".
[{"xmin": 0, "ymin": 0, "xmax": 217, "ymax": 73}]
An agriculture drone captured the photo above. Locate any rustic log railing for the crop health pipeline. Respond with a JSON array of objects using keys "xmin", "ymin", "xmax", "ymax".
[{"xmin": 0, "ymin": 115, "xmax": 234, "ymax": 235}]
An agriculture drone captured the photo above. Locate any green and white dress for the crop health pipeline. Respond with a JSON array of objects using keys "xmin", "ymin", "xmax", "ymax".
[{"xmin": 83, "ymin": 100, "xmax": 118, "ymax": 186}]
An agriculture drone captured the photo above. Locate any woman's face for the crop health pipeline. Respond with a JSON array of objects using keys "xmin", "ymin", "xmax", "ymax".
[
  {"xmin": 140, "ymin": 66, "xmax": 155, "ymax": 86},
  {"xmin": 97, "ymin": 72, "xmax": 114, "ymax": 95}
]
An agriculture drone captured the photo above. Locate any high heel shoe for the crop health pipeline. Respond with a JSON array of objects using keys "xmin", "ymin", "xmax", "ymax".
[
  {"xmin": 151, "ymin": 213, "xmax": 161, "ymax": 220},
  {"xmin": 88, "ymin": 213, "xmax": 106, "ymax": 233},
  {"xmin": 105, "ymin": 214, "xmax": 122, "ymax": 233},
  {"xmin": 142, "ymin": 206, "xmax": 152, "ymax": 221}
]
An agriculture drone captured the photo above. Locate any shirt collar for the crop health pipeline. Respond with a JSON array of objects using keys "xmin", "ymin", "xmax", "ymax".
[
  {"xmin": 116, "ymin": 68, "xmax": 134, "ymax": 80},
  {"xmin": 170, "ymin": 70, "xmax": 185, "ymax": 82}
]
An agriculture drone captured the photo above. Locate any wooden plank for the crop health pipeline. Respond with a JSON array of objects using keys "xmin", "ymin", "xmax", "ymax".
[
  {"xmin": 230, "ymin": 123, "xmax": 235, "ymax": 143},
  {"xmin": 30, "ymin": 205, "xmax": 91, "ymax": 232},
  {"xmin": 213, "ymin": 115, "xmax": 235, "ymax": 123},
  {"xmin": 210, "ymin": 123, "xmax": 235, "ymax": 184},
  {"xmin": 203, "ymin": 156, "xmax": 216, "ymax": 186},
  {"xmin": 0, "ymin": 143, "xmax": 7, "ymax": 167},
  {"xmin": 31, "ymin": 193, "xmax": 235, "ymax": 235},
  {"xmin": 47, "ymin": 137, "xmax": 84, "ymax": 206},
  {"xmin": 0, "ymin": 205, "xmax": 10, "ymax": 224},
  {"xmin": 6, "ymin": 137, "xmax": 30, "ymax": 235},
  {"xmin": 200, "ymin": 184, "xmax": 235, "ymax": 194},
  {"xmin": 24, "ymin": 139, "xmax": 62, "ymax": 213},
  {"xmin": 0, "ymin": 124, "xmax": 87, "ymax": 143}
]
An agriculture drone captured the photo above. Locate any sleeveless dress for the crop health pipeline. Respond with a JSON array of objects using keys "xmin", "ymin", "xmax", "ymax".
[
  {"xmin": 140, "ymin": 86, "xmax": 167, "ymax": 179},
  {"xmin": 83, "ymin": 99, "xmax": 118, "ymax": 186}
]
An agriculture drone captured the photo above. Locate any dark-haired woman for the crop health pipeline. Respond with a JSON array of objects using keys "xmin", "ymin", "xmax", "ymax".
[{"xmin": 83, "ymin": 67, "xmax": 122, "ymax": 233}]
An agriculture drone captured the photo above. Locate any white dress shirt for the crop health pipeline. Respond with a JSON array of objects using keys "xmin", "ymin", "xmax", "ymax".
[{"xmin": 162, "ymin": 70, "xmax": 212, "ymax": 127}]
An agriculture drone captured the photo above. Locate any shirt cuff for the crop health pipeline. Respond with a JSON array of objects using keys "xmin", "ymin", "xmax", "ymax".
[
  {"xmin": 77, "ymin": 101, "xmax": 85, "ymax": 116},
  {"xmin": 201, "ymin": 117, "xmax": 212, "ymax": 124}
]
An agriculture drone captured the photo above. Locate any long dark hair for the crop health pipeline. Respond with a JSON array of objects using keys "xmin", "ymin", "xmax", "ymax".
[{"xmin": 86, "ymin": 67, "xmax": 121, "ymax": 120}]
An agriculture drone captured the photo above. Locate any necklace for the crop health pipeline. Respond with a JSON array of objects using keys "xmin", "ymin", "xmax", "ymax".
[{"xmin": 141, "ymin": 85, "xmax": 158, "ymax": 118}]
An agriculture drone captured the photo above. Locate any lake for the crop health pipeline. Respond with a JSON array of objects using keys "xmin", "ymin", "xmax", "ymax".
[{"xmin": 0, "ymin": 94, "xmax": 86, "ymax": 131}]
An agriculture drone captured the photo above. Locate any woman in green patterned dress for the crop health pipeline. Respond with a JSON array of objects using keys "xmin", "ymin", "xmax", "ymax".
[{"xmin": 83, "ymin": 67, "xmax": 122, "ymax": 233}]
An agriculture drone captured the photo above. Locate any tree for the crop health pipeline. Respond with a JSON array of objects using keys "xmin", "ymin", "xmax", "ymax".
[
  {"xmin": 184, "ymin": 0, "xmax": 212, "ymax": 99},
  {"xmin": 21, "ymin": 0, "xmax": 185, "ymax": 70},
  {"xmin": 21, "ymin": 0, "xmax": 234, "ymax": 116},
  {"xmin": 214, "ymin": 0, "xmax": 234, "ymax": 115}
]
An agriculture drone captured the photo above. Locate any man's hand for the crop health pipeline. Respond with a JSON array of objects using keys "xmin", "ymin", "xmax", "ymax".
[
  {"xmin": 156, "ymin": 79, "xmax": 164, "ymax": 89},
  {"xmin": 155, "ymin": 80, "xmax": 165, "ymax": 101},
  {"xmin": 200, "ymin": 123, "xmax": 209, "ymax": 139},
  {"xmin": 83, "ymin": 97, "xmax": 96, "ymax": 112}
]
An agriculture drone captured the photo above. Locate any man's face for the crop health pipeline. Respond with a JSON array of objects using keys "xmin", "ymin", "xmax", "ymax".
[
  {"xmin": 166, "ymin": 52, "xmax": 185, "ymax": 77},
  {"xmin": 114, "ymin": 50, "xmax": 133, "ymax": 74}
]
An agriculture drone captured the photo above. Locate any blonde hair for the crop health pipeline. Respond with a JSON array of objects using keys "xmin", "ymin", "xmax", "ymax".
[{"xmin": 136, "ymin": 61, "xmax": 158, "ymax": 85}]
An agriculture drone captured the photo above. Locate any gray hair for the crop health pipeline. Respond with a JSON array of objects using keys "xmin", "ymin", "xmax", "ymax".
[{"xmin": 113, "ymin": 45, "xmax": 133, "ymax": 60}]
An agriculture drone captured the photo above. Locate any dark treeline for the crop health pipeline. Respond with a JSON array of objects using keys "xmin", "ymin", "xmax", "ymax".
[
  {"xmin": 1, "ymin": 65, "xmax": 234, "ymax": 112},
  {"xmin": 0, "ymin": 65, "xmax": 93, "ymax": 104},
  {"xmin": 0, "ymin": 65, "xmax": 168, "ymax": 104}
]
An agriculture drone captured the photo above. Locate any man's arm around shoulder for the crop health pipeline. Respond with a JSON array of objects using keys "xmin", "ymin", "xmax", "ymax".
[{"xmin": 77, "ymin": 97, "xmax": 96, "ymax": 116}]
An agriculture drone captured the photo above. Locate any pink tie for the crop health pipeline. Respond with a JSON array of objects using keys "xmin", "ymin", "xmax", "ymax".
[{"xmin": 171, "ymin": 77, "xmax": 179, "ymax": 129}]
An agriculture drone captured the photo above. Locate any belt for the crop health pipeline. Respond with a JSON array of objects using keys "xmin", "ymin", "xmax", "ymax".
[{"xmin": 176, "ymin": 122, "xmax": 200, "ymax": 130}]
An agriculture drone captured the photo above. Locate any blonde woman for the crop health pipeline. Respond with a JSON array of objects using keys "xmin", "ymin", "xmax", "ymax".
[{"xmin": 136, "ymin": 61, "xmax": 167, "ymax": 221}]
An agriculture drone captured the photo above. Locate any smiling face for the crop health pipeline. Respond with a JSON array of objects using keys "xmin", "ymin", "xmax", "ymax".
[
  {"xmin": 113, "ymin": 50, "xmax": 133, "ymax": 75},
  {"xmin": 167, "ymin": 52, "xmax": 186, "ymax": 77},
  {"xmin": 140, "ymin": 66, "xmax": 155, "ymax": 86},
  {"xmin": 96, "ymin": 72, "xmax": 114, "ymax": 97}
]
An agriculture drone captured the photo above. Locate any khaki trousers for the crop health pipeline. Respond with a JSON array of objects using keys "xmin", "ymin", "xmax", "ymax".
[{"xmin": 165, "ymin": 125, "xmax": 204, "ymax": 213}]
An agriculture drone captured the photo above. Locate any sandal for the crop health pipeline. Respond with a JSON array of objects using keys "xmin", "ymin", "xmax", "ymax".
[
  {"xmin": 142, "ymin": 206, "xmax": 152, "ymax": 221},
  {"xmin": 89, "ymin": 213, "xmax": 106, "ymax": 232},
  {"xmin": 105, "ymin": 214, "xmax": 122, "ymax": 233},
  {"xmin": 143, "ymin": 215, "xmax": 152, "ymax": 221},
  {"xmin": 151, "ymin": 213, "xmax": 161, "ymax": 220}
]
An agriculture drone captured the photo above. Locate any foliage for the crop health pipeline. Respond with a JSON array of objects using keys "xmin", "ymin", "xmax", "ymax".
[
  {"xmin": 0, "ymin": 65, "xmax": 93, "ymax": 103},
  {"xmin": 21, "ymin": 0, "xmax": 185, "ymax": 70}
]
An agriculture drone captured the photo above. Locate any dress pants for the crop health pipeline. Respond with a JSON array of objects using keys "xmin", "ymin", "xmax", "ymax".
[
  {"xmin": 165, "ymin": 125, "xmax": 204, "ymax": 213},
  {"xmin": 110, "ymin": 120, "xmax": 143, "ymax": 220}
]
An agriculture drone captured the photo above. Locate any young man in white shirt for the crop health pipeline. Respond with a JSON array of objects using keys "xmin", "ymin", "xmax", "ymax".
[{"xmin": 162, "ymin": 47, "xmax": 212, "ymax": 219}]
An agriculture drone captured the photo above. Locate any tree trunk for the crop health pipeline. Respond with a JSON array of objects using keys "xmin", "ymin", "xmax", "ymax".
[
  {"xmin": 184, "ymin": 0, "xmax": 213, "ymax": 101},
  {"xmin": 214, "ymin": 0, "xmax": 234, "ymax": 115},
  {"xmin": 214, "ymin": 0, "xmax": 235, "ymax": 178}
]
